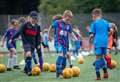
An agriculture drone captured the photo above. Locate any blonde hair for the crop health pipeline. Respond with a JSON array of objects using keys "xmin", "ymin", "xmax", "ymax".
[
  {"xmin": 63, "ymin": 10, "xmax": 73, "ymax": 18},
  {"xmin": 110, "ymin": 23, "xmax": 118, "ymax": 32},
  {"xmin": 92, "ymin": 8, "xmax": 102, "ymax": 16},
  {"xmin": 44, "ymin": 29, "xmax": 48, "ymax": 33}
]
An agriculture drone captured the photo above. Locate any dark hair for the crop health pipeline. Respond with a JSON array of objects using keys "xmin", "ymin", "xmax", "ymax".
[{"xmin": 92, "ymin": 8, "xmax": 102, "ymax": 16}]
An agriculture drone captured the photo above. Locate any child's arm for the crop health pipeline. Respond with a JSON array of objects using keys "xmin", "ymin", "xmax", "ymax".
[
  {"xmin": 108, "ymin": 28, "xmax": 114, "ymax": 36},
  {"xmin": 77, "ymin": 31, "xmax": 84, "ymax": 40},
  {"xmin": 89, "ymin": 22, "xmax": 95, "ymax": 43},
  {"xmin": 1, "ymin": 31, "xmax": 8, "ymax": 47},
  {"xmin": 48, "ymin": 25, "xmax": 52, "ymax": 41},
  {"xmin": 89, "ymin": 33, "xmax": 94, "ymax": 43},
  {"xmin": 1, "ymin": 35, "xmax": 5, "ymax": 47},
  {"xmin": 70, "ymin": 32, "xmax": 78, "ymax": 41}
]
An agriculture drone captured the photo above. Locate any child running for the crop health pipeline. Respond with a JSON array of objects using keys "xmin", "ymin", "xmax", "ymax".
[
  {"xmin": 1, "ymin": 19, "xmax": 20, "ymax": 71},
  {"xmin": 10, "ymin": 11, "xmax": 42, "ymax": 76}
]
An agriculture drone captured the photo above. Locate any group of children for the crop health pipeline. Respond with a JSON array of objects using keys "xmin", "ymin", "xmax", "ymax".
[{"xmin": 0, "ymin": 8, "xmax": 118, "ymax": 80}]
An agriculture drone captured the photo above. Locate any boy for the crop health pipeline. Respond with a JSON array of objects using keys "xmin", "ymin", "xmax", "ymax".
[
  {"xmin": 19, "ymin": 17, "xmax": 39, "ymax": 68},
  {"xmin": 10, "ymin": 11, "xmax": 42, "ymax": 76},
  {"xmin": 1, "ymin": 19, "xmax": 20, "ymax": 71},
  {"xmin": 51, "ymin": 10, "xmax": 77, "ymax": 78},
  {"xmin": 89, "ymin": 8, "xmax": 113, "ymax": 80}
]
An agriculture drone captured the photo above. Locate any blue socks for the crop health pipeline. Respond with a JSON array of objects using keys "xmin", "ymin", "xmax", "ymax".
[
  {"xmin": 95, "ymin": 59, "xmax": 101, "ymax": 72},
  {"xmin": 62, "ymin": 57, "xmax": 67, "ymax": 69},
  {"xmin": 56, "ymin": 56, "xmax": 64, "ymax": 74},
  {"xmin": 95, "ymin": 58, "xmax": 107, "ymax": 72},
  {"xmin": 25, "ymin": 57, "xmax": 32, "ymax": 73}
]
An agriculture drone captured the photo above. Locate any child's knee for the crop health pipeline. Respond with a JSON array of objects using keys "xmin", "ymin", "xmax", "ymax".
[{"xmin": 25, "ymin": 51, "xmax": 32, "ymax": 57}]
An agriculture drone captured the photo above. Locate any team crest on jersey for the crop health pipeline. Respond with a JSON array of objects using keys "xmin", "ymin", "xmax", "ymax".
[
  {"xmin": 66, "ymin": 25, "xmax": 70, "ymax": 30},
  {"xmin": 60, "ymin": 30, "xmax": 64, "ymax": 35}
]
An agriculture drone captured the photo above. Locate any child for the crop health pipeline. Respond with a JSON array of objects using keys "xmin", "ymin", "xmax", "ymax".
[
  {"xmin": 10, "ymin": 11, "xmax": 42, "ymax": 76},
  {"xmin": 19, "ymin": 17, "xmax": 39, "ymax": 67},
  {"xmin": 51, "ymin": 10, "xmax": 77, "ymax": 78},
  {"xmin": 72, "ymin": 26, "xmax": 83, "ymax": 57},
  {"xmin": 105, "ymin": 23, "xmax": 118, "ymax": 69},
  {"xmin": 112, "ymin": 23, "xmax": 118, "ymax": 55},
  {"xmin": 42, "ymin": 29, "xmax": 50, "ymax": 52},
  {"xmin": 89, "ymin": 8, "xmax": 113, "ymax": 80},
  {"xmin": 1, "ymin": 19, "xmax": 20, "ymax": 71}
]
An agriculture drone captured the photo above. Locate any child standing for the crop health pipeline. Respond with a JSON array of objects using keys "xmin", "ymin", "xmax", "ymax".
[
  {"xmin": 89, "ymin": 8, "xmax": 113, "ymax": 80},
  {"xmin": 51, "ymin": 10, "xmax": 77, "ymax": 78},
  {"xmin": 43, "ymin": 29, "xmax": 50, "ymax": 52},
  {"xmin": 72, "ymin": 26, "xmax": 83, "ymax": 57}
]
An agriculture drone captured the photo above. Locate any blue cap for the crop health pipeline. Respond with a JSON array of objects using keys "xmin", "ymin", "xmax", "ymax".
[{"xmin": 29, "ymin": 11, "xmax": 38, "ymax": 19}]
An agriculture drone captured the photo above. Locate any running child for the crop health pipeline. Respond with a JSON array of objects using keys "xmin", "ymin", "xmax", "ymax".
[
  {"xmin": 10, "ymin": 11, "xmax": 42, "ymax": 76},
  {"xmin": 1, "ymin": 19, "xmax": 20, "ymax": 71}
]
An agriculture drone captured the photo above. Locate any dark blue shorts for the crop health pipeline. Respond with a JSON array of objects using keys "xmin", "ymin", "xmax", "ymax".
[
  {"xmin": 95, "ymin": 47, "xmax": 107, "ymax": 56},
  {"xmin": 7, "ymin": 42, "xmax": 16, "ymax": 50},
  {"xmin": 54, "ymin": 44, "xmax": 67, "ymax": 55}
]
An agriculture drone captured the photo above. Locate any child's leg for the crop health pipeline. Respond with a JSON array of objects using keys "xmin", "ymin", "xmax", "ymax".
[
  {"xmin": 95, "ymin": 56, "xmax": 101, "ymax": 79},
  {"xmin": 94, "ymin": 48, "xmax": 103, "ymax": 80},
  {"xmin": 32, "ymin": 50, "xmax": 38, "ymax": 65},
  {"xmin": 56, "ymin": 53, "xmax": 64, "ymax": 77},
  {"xmin": 62, "ymin": 48, "xmax": 67, "ymax": 69},
  {"xmin": 37, "ymin": 48, "xmax": 43, "ymax": 71},
  {"xmin": 7, "ymin": 50, "xmax": 14, "ymax": 71},
  {"xmin": 11, "ymin": 48, "xmax": 20, "ymax": 69},
  {"xmin": 102, "ymin": 47, "xmax": 108, "ymax": 78},
  {"xmin": 23, "ymin": 45, "xmax": 33, "ymax": 76},
  {"xmin": 104, "ymin": 49, "xmax": 112, "ymax": 69},
  {"xmin": 67, "ymin": 53, "xmax": 73, "ymax": 68},
  {"xmin": 56, "ymin": 45, "xmax": 64, "ymax": 78}
]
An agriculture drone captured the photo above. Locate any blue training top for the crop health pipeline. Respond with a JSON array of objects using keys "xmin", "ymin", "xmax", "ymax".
[{"xmin": 90, "ymin": 18, "xmax": 110, "ymax": 48}]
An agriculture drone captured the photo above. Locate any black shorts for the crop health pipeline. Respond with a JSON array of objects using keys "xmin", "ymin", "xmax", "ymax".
[{"xmin": 23, "ymin": 44, "xmax": 35, "ymax": 53}]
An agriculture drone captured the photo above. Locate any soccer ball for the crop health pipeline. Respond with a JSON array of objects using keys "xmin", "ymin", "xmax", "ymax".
[
  {"xmin": 78, "ymin": 56, "xmax": 84, "ymax": 64},
  {"xmin": 72, "ymin": 66, "xmax": 80, "ymax": 77},
  {"xmin": 31, "ymin": 67, "xmax": 41, "ymax": 76},
  {"xmin": 111, "ymin": 60, "xmax": 117, "ymax": 69},
  {"xmin": 62, "ymin": 68, "xmax": 73, "ymax": 79},
  {"xmin": 49, "ymin": 64, "xmax": 56, "ymax": 72},
  {"xmin": 43, "ymin": 63, "xmax": 50, "ymax": 71},
  {"xmin": 0, "ymin": 64, "xmax": 6, "ymax": 73}
]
